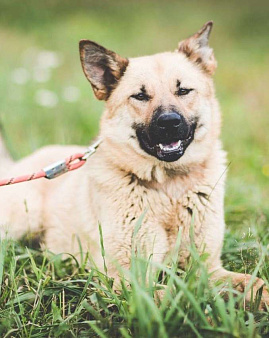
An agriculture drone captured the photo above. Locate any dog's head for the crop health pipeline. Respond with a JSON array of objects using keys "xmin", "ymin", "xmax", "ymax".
[{"xmin": 79, "ymin": 22, "xmax": 221, "ymax": 179}]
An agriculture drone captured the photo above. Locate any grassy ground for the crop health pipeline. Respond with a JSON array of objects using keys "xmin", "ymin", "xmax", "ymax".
[{"xmin": 0, "ymin": 0, "xmax": 269, "ymax": 336}]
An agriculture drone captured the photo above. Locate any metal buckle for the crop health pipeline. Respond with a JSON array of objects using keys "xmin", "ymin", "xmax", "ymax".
[
  {"xmin": 81, "ymin": 139, "xmax": 102, "ymax": 160},
  {"xmin": 43, "ymin": 160, "xmax": 68, "ymax": 179}
]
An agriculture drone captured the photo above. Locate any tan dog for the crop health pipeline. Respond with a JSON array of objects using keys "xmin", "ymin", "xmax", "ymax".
[{"xmin": 0, "ymin": 22, "xmax": 268, "ymax": 307}]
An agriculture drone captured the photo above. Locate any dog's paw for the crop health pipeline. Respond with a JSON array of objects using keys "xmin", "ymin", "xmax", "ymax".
[
  {"xmin": 211, "ymin": 268, "xmax": 269, "ymax": 311},
  {"xmin": 226, "ymin": 273, "xmax": 268, "ymax": 311},
  {"xmin": 244, "ymin": 277, "xmax": 269, "ymax": 311}
]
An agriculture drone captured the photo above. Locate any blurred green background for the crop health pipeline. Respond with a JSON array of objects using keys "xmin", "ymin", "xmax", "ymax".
[{"xmin": 0, "ymin": 0, "xmax": 269, "ymax": 227}]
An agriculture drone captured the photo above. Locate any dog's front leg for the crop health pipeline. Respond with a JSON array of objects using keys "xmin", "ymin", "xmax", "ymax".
[
  {"xmin": 98, "ymin": 217, "xmax": 169, "ymax": 293},
  {"xmin": 202, "ymin": 211, "xmax": 268, "ymax": 309},
  {"xmin": 191, "ymin": 186, "xmax": 269, "ymax": 310}
]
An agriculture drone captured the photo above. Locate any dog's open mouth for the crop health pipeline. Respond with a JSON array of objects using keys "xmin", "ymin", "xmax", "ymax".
[{"xmin": 136, "ymin": 124, "xmax": 196, "ymax": 162}]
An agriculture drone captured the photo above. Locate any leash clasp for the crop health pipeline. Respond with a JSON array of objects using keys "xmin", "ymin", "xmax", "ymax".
[{"xmin": 81, "ymin": 139, "xmax": 102, "ymax": 161}]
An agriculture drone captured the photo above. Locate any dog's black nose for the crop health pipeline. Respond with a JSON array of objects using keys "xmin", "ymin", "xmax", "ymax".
[{"xmin": 157, "ymin": 112, "xmax": 182, "ymax": 129}]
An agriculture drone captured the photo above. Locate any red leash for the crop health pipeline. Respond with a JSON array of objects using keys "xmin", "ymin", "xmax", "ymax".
[{"xmin": 0, "ymin": 139, "xmax": 101, "ymax": 187}]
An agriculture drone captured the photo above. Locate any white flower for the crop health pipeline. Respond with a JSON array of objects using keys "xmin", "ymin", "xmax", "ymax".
[
  {"xmin": 11, "ymin": 68, "xmax": 30, "ymax": 85},
  {"xmin": 62, "ymin": 86, "xmax": 80, "ymax": 102},
  {"xmin": 33, "ymin": 67, "xmax": 51, "ymax": 83},
  {"xmin": 36, "ymin": 51, "xmax": 62, "ymax": 69},
  {"xmin": 35, "ymin": 89, "xmax": 58, "ymax": 108}
]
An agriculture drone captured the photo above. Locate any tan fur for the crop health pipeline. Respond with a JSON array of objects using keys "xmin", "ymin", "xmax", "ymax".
[{"xmin": 0, "ymin": 22, "xmax": 268, "ymax": 308}]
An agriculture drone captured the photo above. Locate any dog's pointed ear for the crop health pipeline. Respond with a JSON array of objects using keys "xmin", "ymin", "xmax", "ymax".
[
  {"xmin": 79, "ymin": 40, "xmax": 129, "ymax": 100},
  {"xmin": 177, "ymin": 21, "xmax": 217, "ymax": 75}
]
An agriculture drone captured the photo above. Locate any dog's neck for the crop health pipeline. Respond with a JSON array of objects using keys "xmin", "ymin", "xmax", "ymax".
[
  {"xmin": 132, "ymin": 166, "xmax": 207, "ymax": 199},
  {"xmin": 94, "ymin": 138, "xmax": 224, "ymax": 199}
]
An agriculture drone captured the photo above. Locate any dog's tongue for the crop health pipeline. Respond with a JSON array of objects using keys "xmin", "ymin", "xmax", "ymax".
[
  {"xmin": 164, "ymin": 141, "xmax": 180, "ymax": 147},
  {"xmin": 170, "ymin": 141, "xmax": 179, "ymax": 147},
  {"xmin": 164, "ymin": 142, "xmax": 178, "ymax": 149}
]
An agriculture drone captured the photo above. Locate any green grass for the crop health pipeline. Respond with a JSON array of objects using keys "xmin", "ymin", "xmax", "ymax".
[
  {"xmin": 0, "ymin": 224, "xmax": 269, "ymax": 337},
  {"xmin": 0, "ymin": 0, "xmax": 269, "ymax": 336}
]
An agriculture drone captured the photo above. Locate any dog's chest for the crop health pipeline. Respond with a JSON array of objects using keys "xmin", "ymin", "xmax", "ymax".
[
  {"xmin": 112, "ymin": 176, "xmax": 211, "ymax": 253},
  {"xmin": 150, "ymin": 184, "xmax": 210, "ymax": 248}
]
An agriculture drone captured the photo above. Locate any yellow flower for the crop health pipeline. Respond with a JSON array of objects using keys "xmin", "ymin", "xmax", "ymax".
[{"xmin": 262, "ymin": 164, "xmax": 269, "ymax": 177}]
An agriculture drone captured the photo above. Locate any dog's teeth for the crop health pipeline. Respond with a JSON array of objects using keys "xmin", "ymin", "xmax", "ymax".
[{"xmin": 159, "ymin": 140, "xmax": 182, "ymax": 152}]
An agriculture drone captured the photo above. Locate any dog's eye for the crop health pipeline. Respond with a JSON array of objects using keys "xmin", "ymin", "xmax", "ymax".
[
  {"xmin": 176, "ymin": 87, "xmax": 193, "ymax": 96},
  {"xmin": 175, "ymin": 81, "xmax": 193, "ymax": 96},
  {"xmin": 131, "ymin": 92, "xmax": 150, "ymax": 101}
]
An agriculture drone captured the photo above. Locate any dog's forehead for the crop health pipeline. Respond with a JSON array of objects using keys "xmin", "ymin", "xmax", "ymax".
[{"xmin": 124, "ymin": 52, "xmax": 205, "ymax": 86}]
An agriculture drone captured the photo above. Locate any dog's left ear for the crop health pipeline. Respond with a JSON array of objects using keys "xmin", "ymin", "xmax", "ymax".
[
  {"xmin": 79, "ymin": 40, "xmax": 129, "ymax": 100},
  {"xmin": 177, "ymin": 21, "xmax": 216, "ymax": 75}
]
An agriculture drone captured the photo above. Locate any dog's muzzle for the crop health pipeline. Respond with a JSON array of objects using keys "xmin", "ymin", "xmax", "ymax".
[{"xmin": 135, "ymin": 110, "xmax": 196, "ymax": 162}]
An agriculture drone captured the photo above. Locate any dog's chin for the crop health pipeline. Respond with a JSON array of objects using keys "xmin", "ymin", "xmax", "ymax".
[{"xmin": 136, "ymin": 124, "xmax": 196, "ymax": 162}]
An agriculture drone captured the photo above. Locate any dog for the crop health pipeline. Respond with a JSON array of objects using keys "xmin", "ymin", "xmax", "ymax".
[{"xmin": 0, "ymin": 22, "xmax": 268, "ymax": 307}]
